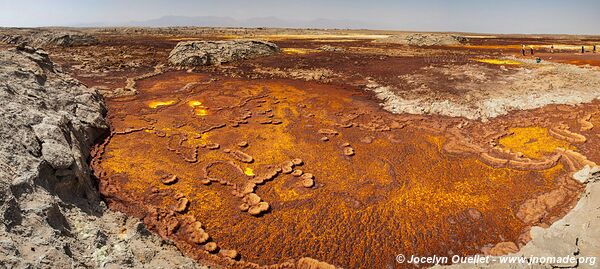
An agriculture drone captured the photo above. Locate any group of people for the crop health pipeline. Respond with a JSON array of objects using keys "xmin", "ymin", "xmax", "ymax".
[
  {"xmin": 581, "ymin": 45, "xmax": 597, "ymax": 53},
  {"xmin": 521, "ymin": 44, "xmax": 535, "ymax": 55},
  {"xmin": 521, "ymin": 44, "xmax": 597, "ymax": 56}
]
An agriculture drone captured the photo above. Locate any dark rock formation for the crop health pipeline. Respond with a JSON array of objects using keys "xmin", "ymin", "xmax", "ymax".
[{"xmin": 168, "ymin": 40, "xmax": 280, "ymax": 66}]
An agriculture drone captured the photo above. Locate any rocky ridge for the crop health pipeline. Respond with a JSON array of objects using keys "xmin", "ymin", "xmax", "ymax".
[{"xmin": 0, "ymin": 30, "xmax": 98, "ymax": 47}]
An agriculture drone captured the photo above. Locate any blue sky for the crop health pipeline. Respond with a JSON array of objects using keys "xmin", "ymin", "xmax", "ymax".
[{"xmin": 1, "ymin": 0, "xmax": 599, "ymax": 34}]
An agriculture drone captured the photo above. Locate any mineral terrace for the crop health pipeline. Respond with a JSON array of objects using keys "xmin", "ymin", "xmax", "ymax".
[{"xmin": 1, "ymin": 28, "xmax": 599, "ymax": 269}]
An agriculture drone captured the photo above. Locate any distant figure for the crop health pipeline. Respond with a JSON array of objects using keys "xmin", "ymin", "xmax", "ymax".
[
  {"xmin": 530, "ymin": 46, "xmax": 534, "ymax": 55},
  {"xmin": 582, "ymin": 46, "xmax": 585, "ymax": 53},
  {"xmin": 521, "ymin": 44, "xmax": 526, "ymax": 56},
  {"xmin": 536, "ymin": 57, "xmax": 542, "ymax": 63},
  {"xmin": 550, "ymin": 45, "xmax": 554, "ymax": 53},
  {"xmin": 594, "ymin": 45, "xmax": 597, "ymax": 53}
]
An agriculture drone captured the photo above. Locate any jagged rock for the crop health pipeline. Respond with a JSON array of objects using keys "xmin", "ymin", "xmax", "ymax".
[{"xmin": 168, "ymin": 40, "xmax": 280, "ymax": 66}]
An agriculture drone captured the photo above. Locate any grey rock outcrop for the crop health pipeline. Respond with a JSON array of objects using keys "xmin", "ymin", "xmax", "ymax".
[
  {"xmin": 168, "ymin": 40, "xmax": 279, "ymax": 66},
  {"xmin": 0, "ymin": 47, "xmax": 203, "ymax": 268},
  {"xmin": 377, "ymin": 33, "xmax": 468, "ymax": 46},
  {"xmin": 0, "ymin": 30, "xmax": 98, "ymax": 47}
]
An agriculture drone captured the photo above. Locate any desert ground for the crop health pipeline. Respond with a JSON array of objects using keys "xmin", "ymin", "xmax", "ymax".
[{"xmin": 1, "ymin": 27, "xmax": 599, "ymax": 269}]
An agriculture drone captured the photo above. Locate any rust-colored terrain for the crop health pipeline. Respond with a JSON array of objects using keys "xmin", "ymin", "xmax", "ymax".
[{"xmin": 30, "ymin": 28, "xmax": 600, "ymax": 268}]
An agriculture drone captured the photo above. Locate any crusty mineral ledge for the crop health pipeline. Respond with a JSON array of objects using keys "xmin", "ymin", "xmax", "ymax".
[
  {"xmin": 434, "ymin": 166, "xmax": 600, "ymax": 269},
  {"xmin": 0, "ymin": 46, "xmax": 203, "ymax": 268}
]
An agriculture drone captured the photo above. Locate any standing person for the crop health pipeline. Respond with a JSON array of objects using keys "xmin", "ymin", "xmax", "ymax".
[
  {"xmin": 594, "ymin": 45, "xmax": 597, "ymax": 53},
  {"xmin": 582, "ymin": 46, "xmax": 585, "ymax": 53},
  {"xmin": 521, "ymin": 44, "xmax": 526, "ymax": 56},
  {"xmin": 550, "ymin": 45, "xmax": 554, "ymax": 53},
  {"xmin": 530, "ymin": 46, "xmax": 534, "ymax": 55}
]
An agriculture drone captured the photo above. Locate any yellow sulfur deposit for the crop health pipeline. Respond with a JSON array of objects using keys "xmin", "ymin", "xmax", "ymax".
[
  {"xmin": 188, "ymin": 100, "xmax": 208, "ymax": 116},
  {"xmin": 148, "ymin": 100, "xmax": 176, "ymax": 109},
  {"xmin": 472, "ymin": 58, "xmax": 522, "ymax": 65},
  {"xmin": 244, "ymin": 167, "xmax": 255, "ymax": 176},
  {"xmin": 282, "ymin": 48, "xmax": 320, "ymax": 55},
  {"xmin": 499, "ymin": 127, "xmax": 574, "ymax": 159},
  {"xmin": 188, "ymin": 100, "xmax": 203, "ymax": 107},
  {"xmin": 195, "ymin": 109, "xmax": 208, "ymax": 116}
]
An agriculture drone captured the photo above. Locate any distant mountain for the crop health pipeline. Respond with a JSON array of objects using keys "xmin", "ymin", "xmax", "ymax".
[
  {"xmin": 73, "ymin": 15, "xmax": 386, "ymax": 29},
  {"xmin": 126, "ymin": 16, "xmax": 239, "ymax": 27}
]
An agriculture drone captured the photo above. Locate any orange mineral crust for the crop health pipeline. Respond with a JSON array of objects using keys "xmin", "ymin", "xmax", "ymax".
[{"xmin": 92, "ymin": 71, "xmax": 589, "ymax": 268}]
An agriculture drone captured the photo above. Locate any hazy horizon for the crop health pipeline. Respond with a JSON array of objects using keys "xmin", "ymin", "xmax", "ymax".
[{"xmin": 1, "ymin": 0, "xmax": 599, "ymax": 34}]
